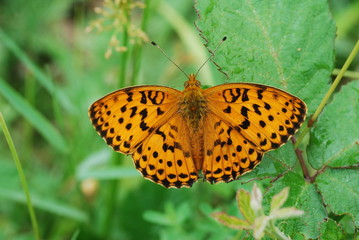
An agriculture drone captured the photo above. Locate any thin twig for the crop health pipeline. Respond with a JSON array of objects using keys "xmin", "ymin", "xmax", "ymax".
[{"xmin": 291, "ymin": 137, "xmax": 312, "ymax": 182}]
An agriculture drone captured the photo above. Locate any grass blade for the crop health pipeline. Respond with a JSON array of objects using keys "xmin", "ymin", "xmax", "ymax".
[
  {"xmin": 0, "ymin": 29, "xmax": 74, "ymax": 113},
  {"xmin": 0, "ymin": 112, "xmax": 41, "ymax": 240},
  {"xmin": 0, "ymin": 78, "xmax": 68, "ymax": 153}
]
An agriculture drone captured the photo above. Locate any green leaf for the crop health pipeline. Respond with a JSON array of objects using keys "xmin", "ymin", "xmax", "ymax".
[
  {"xmin": 195, "ymin": 0, "xmax": 335, "ymax": 114},
  {"xmin": 0, "ymin": 188, "xmax": 88, "ymax": 222},
  {"xmin": 77, "ymin": 150, "xmax": 140, "ymax": 180},
  {"xmin": 316, "ymin": 168, "xmax": 359, "ymax": 227},
  {"xmin": 143, "ymin": 202, "xmax": 191, "ymax": 227},
  {"xmin": 211, "ymin": 212, "xmax": 252, "ymax": 230},
  {"xmin": 253, "ymin": 216, "xmax": 269, "ymax": 239},
  {"xmin": 143, "ymin": 210, "xmax": 173, "ymax": 226},
  {"xmin": 307, "ymin": 81, "xmax": 359, "ymax": 169},
  {"xmin": 0, "ymin": 78, "xmax": 68, "ymax": 153},
  {"xmin": 270, "ymin": 207, "xmax": 304, "ymax": 220},
  {"xmin": 237, "ymin": 188, "xmax": 255, "ymax": 223},
  {"xmin": 319, "ymin": 219, "xmax": 346, "ymax": 240},
  {"xmin": 250, "ymin": 183, "xmax": 263, "ymax": 214},
  {"xmin": 270, "ymin": 187, "xmax": 289, "ymax": 213},
  {"xmin": 273, "ymin": 225, "xmax": 291, "ymax": 240},
  {"xmin": 77, "ymin": 167, "xmax": 140, "ymax": 180},
  {"xmin": 263, "ymin": 172, "xmax": 326, "ymax": 239},
  {"xmin": 241, "ymin": 143, "xmax": 298, "ymax": 183}
]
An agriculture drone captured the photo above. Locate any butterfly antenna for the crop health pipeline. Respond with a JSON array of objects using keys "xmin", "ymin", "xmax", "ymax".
[
  {"xmin": 195, "ymin": 36, "xmax": 227, "ymax": 78},
  {"xmin": 151, "ymin": 41, "xmax": 189, "ymax": 78}
]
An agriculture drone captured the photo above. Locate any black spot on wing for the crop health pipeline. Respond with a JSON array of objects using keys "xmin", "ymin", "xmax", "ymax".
[
  {"xmin": 106, "ymin": 137, "xmax": 113, "ymax": 145},
  {"xmin": 264, "ymin": 102, "xmax": 271, "ymax": 110},
  {"xmin": 260, "ymin": 138, "xmax": 267, "ymax": 146},
  {"xmin": 241, "ymin": 106, "xmax": 249, "ymax": 118},
  {"xmin": 140, "ymin": 121, "xmax": 149, "ymax": 131},
  {"xmin": 139, "ymin": 91, "xmax": 147, "ymax": 104},
  {"xmin": 223, "ymin": 88, "xmax": 241, "ymax": 103},
  {"xmin": 126, "ymin": 91, "xmax": 133, "ymax": 102},
  {"xmin": 242, "ymin": 89, "xmax": 249, "ymax": 102},
  {"xmin": 239, "ymin": 119, "xmax": 250, "ymax": 129},
  {"xmin": 139, "ymin": 108, "xmax": 148, "ymax": 120},
  {"xmin": 123, "ymin": 141, "xmax": 130, "ymax": 148},
  {"xmin": 157, "ymin": 107, "xmax": 165, "ymax": 116},
  {"xmin": 170, "ymin": 125, "xmax": 178, "ymax": 132},
  {"xmin": 252, "ymin": 104, "xmax": 261, "ymax": 115},
  {"xmin": 155, "ymin": 128, "xmax": 166, "ymax": 141},
  {"xmin": 257, "ymin": 90, "xmax": 263, "ymax": 99},
  {"xmin": 148, "ymin": 91, "xmax": 165, "ymax": 105},
  {"xmin": 259, "ymin": 120, "xmax": 266, "ymax": 128},
  {"xmin": 130, "ymin": 106, "xmax": 137, "ymax": 118},
  {"xmin": 223, "ymin": 106, "xmax": 231, "ymax": 113}
]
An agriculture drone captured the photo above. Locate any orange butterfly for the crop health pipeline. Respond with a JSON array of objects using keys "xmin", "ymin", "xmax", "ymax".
[
  {"xmin": 89, "ymin": 38, "xmax": 307, "ymax": 188},
  {"xmin": 89, "ymin": 76, "xmax": 306, "ymax": 188}
]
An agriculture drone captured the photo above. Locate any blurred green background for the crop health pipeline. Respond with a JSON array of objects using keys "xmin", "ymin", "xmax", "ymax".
[{"xmin": 0, "ymin": 0, "xmax": 358, "ymax": 239}]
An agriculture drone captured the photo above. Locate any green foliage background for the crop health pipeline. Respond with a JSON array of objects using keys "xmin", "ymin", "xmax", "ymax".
[{"xmin": 0, "ymin": 0, "xmax": 358, "ymax": 239}]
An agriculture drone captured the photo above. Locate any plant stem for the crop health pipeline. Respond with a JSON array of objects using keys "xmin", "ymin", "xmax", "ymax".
[
  {"xmin": 118, "ymin": 8, "xmax": 130, "ymax": 88},
  {"xmin": 101, "ymin": 3, "xmax": 132, "ymax": 238},
  {"xmin": 101, "ymin": 152, "xmax": 121, "ymax": 237},
  {"xmin": 295, "ymin": 40, "xmax": 359, "ymax": 148},
  {"xmin": 332, "ymin": 68, "xmax": 359, "ymax": 79},
  {"xmin": 0, "ymin": 113, "xmax": 41, "ymax": 240},
  {"xmin": 131, "ymin": 0, "xmax": 151, "ymax": 85}
]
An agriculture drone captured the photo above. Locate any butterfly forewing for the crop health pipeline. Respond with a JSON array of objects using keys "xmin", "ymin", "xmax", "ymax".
[
  {"xmin": 89, "ymin": 86, "xmax": 182, "ymax": 154},
  {"xmin": 203, "ymin": 83, "xmax": 307, "ymax": 153}
]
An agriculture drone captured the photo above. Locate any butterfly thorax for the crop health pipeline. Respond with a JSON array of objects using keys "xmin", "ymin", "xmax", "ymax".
[{"xmin": 179, "ymin": 74, "xmax": 208, "ymax": 130}]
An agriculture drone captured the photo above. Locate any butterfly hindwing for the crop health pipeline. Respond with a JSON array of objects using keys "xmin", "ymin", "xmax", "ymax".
[
  {"xmin": 89, "ymin": 86, "xmax": 182, "ymax": 154},
  {"xmin": 203, "ymin": 112, "xmax": 263, "ymax": 183},
  {"xmin": 132, "ymin": 114, "xmax": 199, "ymax": 188}
]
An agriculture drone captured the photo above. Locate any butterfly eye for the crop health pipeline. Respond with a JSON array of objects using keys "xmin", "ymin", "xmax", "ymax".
[
  {"xmin": 184, "ymin": 81, "xmax": 189, "ymax": 88},
  {"xmin": 196, "ymin": 81, "xmax": 201, "ymax": 87}
]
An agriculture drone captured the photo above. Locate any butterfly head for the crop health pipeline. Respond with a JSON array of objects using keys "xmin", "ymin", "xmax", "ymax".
[{"xmin": 184, "ymin": 74, "xmax": 201, "ymax": 90}]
